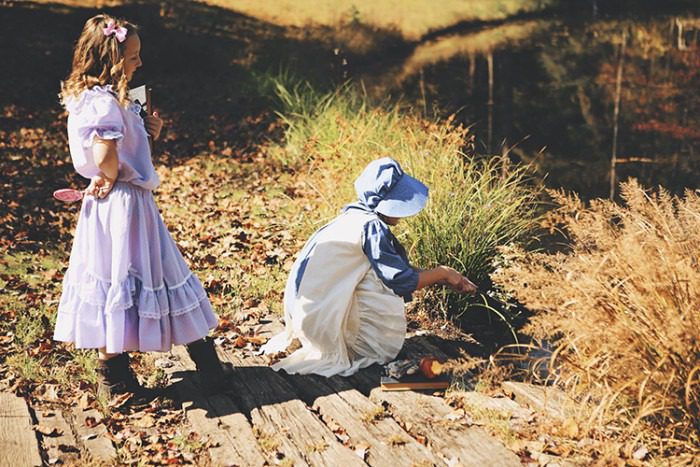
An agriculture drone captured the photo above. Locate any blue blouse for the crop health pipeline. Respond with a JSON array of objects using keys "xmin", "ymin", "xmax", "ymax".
[
  {"xmin": 360, "ymin": 215, "xmax": 418, "ymax": 301},
  {"xmin": 348, "ymin": 204, "xmax": 419, "ymax": 301}
]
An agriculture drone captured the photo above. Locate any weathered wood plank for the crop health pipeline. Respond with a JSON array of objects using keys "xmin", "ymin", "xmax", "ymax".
[
  {"xmin": 71, "ymin": 407, "xmax": 118, "ymax": 464},
  {"xmin": 257, "ymin": 316, "xmax": 285, "ymax": 337},
  {"xmin": 225, "ymin": 324, "xmax": 521, "ymax": 466},
  {"xmin": 166, "ymin": 346, "xmax": 268, "ymax": 467},
  {"xmin": 453, "ymin": 391, "xmax": 534, "ymax": 425},
  {"xmin": 283, "ymin": 372, "xmax": 435, "ymax": 467},
  {"xmin": 35, "ymin": 409, "xmax": 81, "ymax": 465},
  {"xmin": 502, "ymin": 381, "xmax": 569, "ymax": 420},
  {"xmin": 368, "ymin": 389, "xmax": 522, "ymax": 467},
  {"xmin": 0, "ymin": 392, "xmax": 42, "ymax": 467},
  {"xmin": 343, "ymin": 335, "xmax": 520, "ymax": 466},
  {"xmin": 222, "ymin": 349, "xmax": 366, "ymax": 467}
]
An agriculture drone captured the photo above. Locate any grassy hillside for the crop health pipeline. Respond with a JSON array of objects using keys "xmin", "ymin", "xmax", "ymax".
[{"xmin": 203, "ymin": 0, "xmax": 558, "ymax": 40}]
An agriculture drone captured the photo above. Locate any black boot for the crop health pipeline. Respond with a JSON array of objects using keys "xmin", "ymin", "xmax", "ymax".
[
  {"xmin": 186, "ymin": 337, "xmax": 235, "ymax": 394},
  {"xmin": 96, "ymin": 353, "xmax": 161, "ymax": 406}
]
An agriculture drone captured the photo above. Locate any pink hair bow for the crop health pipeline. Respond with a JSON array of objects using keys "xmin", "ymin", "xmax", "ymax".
[{"xmin": 103, "ymin": 21, "xmax": 127, "ymax": 43}]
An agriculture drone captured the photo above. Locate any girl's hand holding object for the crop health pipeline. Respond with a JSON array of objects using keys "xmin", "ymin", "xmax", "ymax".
[
  {"xmin": 143, "ymin": 111, "xmax": 163, "ymax": 140},
  {"xmin": 53, "ymin": 172, "xmax": 114, "ymax": 203},
  {"xmin": 85, "ymin": 173, "xmax": 115, "ymax": 199}
]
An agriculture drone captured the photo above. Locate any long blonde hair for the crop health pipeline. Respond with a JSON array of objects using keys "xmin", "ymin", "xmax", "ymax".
[{"xmin": 61, "ymin": 14, "xmax": 138, "ymax": 106}]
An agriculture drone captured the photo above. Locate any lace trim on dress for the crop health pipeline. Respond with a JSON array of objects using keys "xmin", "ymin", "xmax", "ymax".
[{"xmin": 59, "ymin": 271, "xmax": 208, "ymax": 319}]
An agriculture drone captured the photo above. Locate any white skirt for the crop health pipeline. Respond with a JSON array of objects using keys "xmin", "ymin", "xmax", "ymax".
[{"xmin": 262, "ymin": 269, "xmax": 406, "ymax": 377}]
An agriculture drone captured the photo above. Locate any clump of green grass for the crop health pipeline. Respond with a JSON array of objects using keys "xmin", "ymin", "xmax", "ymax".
[
  {"xmin": 494, "ymin": 180, "xmax": 700, "ymax": 456},
  {"xmin": 5, "ymin": 353, "xmax": 48, "ymax": 382},
  {"xmin": 0, "ymin": 250, "xmax": 103, "ymax": 395},
  {"xmin": 270, "ymin": 77, "xmax": 541, "ymax": 317},
  {"xmin": 71, "ymin": 349, "xmax": 100, "ymax": 386}
]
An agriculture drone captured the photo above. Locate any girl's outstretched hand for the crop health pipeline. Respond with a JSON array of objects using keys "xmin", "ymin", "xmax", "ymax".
[
  {"xmin": 85, "ymin": 173, "xmax": 115, "ymax": 199},
  {"xmin": 441, "ymin": 266, "xmax": 478, "ymax": 294},
  {"xmin": 417, "ymin": 265, "xmax": 478, "ymax": 293},
  {"xmin": 144, "ymin": 111, "xmax": 163, "ymax": 140}
]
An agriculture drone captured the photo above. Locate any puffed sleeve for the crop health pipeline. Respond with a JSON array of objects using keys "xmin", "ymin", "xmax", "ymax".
[
  {"xmin": 75, "ymin": 92, "xmax": 125, "ymax": 149},
  {"xmin": 362, "ymin": 219, "xmax": 419, "ymax": 301}
]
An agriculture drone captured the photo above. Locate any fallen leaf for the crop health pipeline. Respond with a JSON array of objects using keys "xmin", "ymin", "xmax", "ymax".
[
  {"xmin": 84, "ymin": 416, "xmax": 101, "ymax": 428},
  {"xmin": 246, "ymin": 335, "xmax": 268, "ymax": 346},
  {"xmin": 77, "ymin": 392, "xmax": 92, "ymax": 410},
  {"xmin": 233, "ymin": 335, "xmax": 247, "ymax": 348},
  {"xmin": 38, "ymin": 384, "xmax": 60, "ymax": 402},
  {"xmin": 133, "ymin": 414, "xmax": 157, "ymax": 428},
  {"xmin": 545, "ymin": 443, "xmax": 572, "ymax": 457},
  {"xmin": 34, "ymin": 424, "xmax": 62, "ymax": 437},
  {"xmin": 43, "ymin": 268, "xmax": 58, "ymax": 280},
  {"xmin": 561, "ymin": 417, "xmax": 580, "ymax": 439},
  {"xmin": 108, "ymin": 392, "xmax": 132, "ymax": 409}
]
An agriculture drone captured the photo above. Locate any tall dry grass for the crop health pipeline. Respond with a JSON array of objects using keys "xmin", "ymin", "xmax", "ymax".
[{"xmin": 493, "ymin": 180, "xmax": 700, "ymax": 455}]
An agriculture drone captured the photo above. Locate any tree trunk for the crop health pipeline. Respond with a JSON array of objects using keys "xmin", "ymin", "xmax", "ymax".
[
  {"xmin": 487, "ymin": 52, "xmax": 494, "ymax": 154},
  {"xmin": 610, "ymin": 32, "xmax": 626, "ymax": 199}
]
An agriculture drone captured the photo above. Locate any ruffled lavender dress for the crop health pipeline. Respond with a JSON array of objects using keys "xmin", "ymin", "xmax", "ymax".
[{"xmin": 54, "ymin": 85, "xmax": 218, "ymax": 353}]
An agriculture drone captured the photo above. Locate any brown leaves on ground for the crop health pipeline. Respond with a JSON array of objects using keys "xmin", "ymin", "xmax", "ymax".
[
  {"xmin": 0, "ymin": 107, "xmax": 81, "ymax": 251},
  {"xmin": 156, "ymin": 153, "xmax": 304, "ymax": 323}
]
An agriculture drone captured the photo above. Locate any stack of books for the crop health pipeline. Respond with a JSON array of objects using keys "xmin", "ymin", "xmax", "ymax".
[{"xmin": 380, "ymin": 357, "xmax": 451, "ymax": 391}]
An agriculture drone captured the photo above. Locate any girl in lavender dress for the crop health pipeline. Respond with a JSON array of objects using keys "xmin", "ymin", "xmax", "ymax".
[{"xmin": 54, "ymin": 14, "xmax": 232, "ymax": 401}]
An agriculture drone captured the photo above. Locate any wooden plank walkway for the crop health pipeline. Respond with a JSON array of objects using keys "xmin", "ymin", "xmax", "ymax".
[
  {"xmin": 35, "ymin": 409, "xmax": 81, "ymax": 465},
  {"xmin": 169, "ymin": 346, "xmax": 268, "ymax": 466},
  {"xmin": 70, "ymin": 407, "xmax": 119, "ymax": 464},
  {"xmin": 3, "ymin": 323, "xmax": 567, "ymax": 466},
  {"xmin": 0, "ymin": 392, "xmax": 42, "ymax": 467}
]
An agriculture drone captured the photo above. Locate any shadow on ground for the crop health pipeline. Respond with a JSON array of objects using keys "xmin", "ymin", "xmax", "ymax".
[{"xmin": 168, "ymin": 335, "xmax": 465, "ymax": 419}]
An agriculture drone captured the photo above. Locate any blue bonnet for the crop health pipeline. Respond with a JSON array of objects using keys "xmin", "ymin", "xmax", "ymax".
[{"xmin": 354, "ymin": 157, "xmax": 429, "ymax": 218}]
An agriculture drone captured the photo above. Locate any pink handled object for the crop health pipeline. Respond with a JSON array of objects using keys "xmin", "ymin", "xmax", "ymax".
[{"xmin": 53, "ymin": 188, "xmax": 84, "ymax": 203}]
